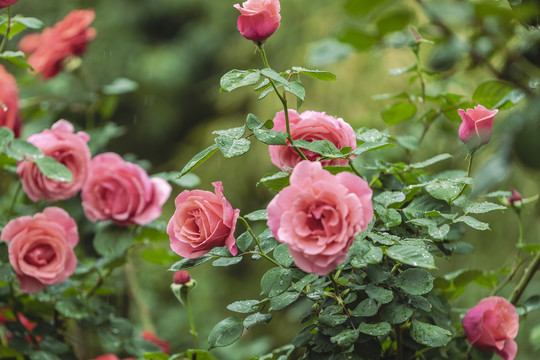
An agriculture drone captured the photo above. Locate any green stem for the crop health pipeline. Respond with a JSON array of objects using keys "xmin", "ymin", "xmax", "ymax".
[
  {"xmin": 238, "ymin": 216, "xmax": 282, "ymax": 268},
  {"xmin": 395, "ymin": 324, "xmax": 403, "ymax": 360},
  {"xmin": 257, "ymin": 43, "xmax": 308, "ymax": 161},
  {"xmin": 517, "ymin": 211, "xmax": 524, "ymax": 245},
  {"xmin": 509, "ymin": 249, "xmax": 540, "ymax": 305},
  {"xmin": 7, "ymin": 182, "xmax": 21, "ymax": 218},
  {"xmin": 184, "ymin": 291, "xmax": 199, "ymax": 350},
  {"xmin": 452, "ymin": 152, "xmax": 474, "ymax": 202},
  {"xmin": 0, "ymin": 6, "xmax": 12, "ymax": 54}
]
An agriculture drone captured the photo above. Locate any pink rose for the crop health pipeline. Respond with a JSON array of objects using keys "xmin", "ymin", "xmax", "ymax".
[
  {"xmin": 0, "ymin": 207, "xmax": 78, "ymax": 293},
  {"xmin": 458, "ymin": 105, "xmax": 498, "ymax": 150},
  {"xmin": 19, "ymin": 9, "xmax": 97, "ymax": 80},
  {"xmin": 81, "ymin": 153, "xmax": 171, "ymax": 226},
  {"xmin": 267, "ymin": 161, "xmax": 373, "ymax": 275},
  {"xmin": 91, "ymin": 356, "xmax": 135, "ymax": 360},
  {"xmin": 168, "ymin": 182, "xmax": 239, "ymax": 258},
  {"xmin": 141, "ymin": 331, "xmax": 171, "ymax": 354},
  {"xmin": 269, "ymin": 110, "xmax": 356, "ymax": 171},
  {"xmin": 0, "ymin": 0, "xmax": 19, "ymax": 9},
  {"xmin": 17, "ymin": 120, "xmax": 91, "ymax": 202},
  {"xmin": 462, "ymin": 296, "xmax": 519, "ymax": 360},
  {"xmin": 0, "ymin": 65, "xmax": 22, "ymax": 137},
  {"xmin": 234, "ymin": 0, "xmax": 281, "ymax": 42}
]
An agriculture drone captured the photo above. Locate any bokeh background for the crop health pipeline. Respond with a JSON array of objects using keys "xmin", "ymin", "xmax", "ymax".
[{"xmin": 4, "ymin": 0, "xmax": 540, "ymax": 358}]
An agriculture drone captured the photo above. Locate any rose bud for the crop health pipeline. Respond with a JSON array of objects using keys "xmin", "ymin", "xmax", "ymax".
[
  {"xmin": 458, "ymin": 105, "xmax": 498, "ymax": 151},
  {"xmin": 234, "ymin": 0, "xmax": 281, "ymax": 42},
  {"xmin": 508, "ymin": 188, "xmax": 523, "ymax": 206},
  {"xmin": 141, "ymin": 331, "xmax": 171, "ymax": 354},
  {"xmin": 173, "ymin": 270, "xmax": 191, "ymax": 285},
  {"xmin": 0, "ymin": 0, "xmax": 19, "ymax": 9},
  {"xmin": 267, "ymin": 161, "xmax": 373, "ymax": 275},
  {"xmin": 462, "ymin": 296, "xmax": 519, "ymax": 360},
  {"xmin": 0, "ymin": 65, "xmax": 22, "ymax": 137}
]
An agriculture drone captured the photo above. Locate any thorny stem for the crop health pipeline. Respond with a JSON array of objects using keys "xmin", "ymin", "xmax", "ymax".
[
  {"xmin": 184, "ymin": 291, "xmax": 199, "ymax": 350},
  {"xmin": 491, "ymin": 255, "xmax": 523, "ymax": 297},
  {"xmin": 238, "ymin": 216, "xmax": 282, "ymax": 268},
  {"xmin": 256, "ymin": 42, "xmax": 308, "ymax": 161},
  {"xmin": 0, "ymin": 6, "xmax": 12, "ymax": 54},
  {"xmin": 510, "ymin": 248, "xmax": 540, "ymax": 305},
  {"xmin": 451, "ymin": 152, "xmax": 474, "ymax": 203}
]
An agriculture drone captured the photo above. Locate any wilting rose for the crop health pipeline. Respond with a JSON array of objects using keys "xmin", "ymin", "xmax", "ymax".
[
  {"xmin": 173, "ymin": 270, "xmax": 191, "ymax": 285},
  {"xmin": 19, "ymin": 9, "xmax": 97, "ymax": 80},
  {"xmin": 0, "ymin": 65, "xmax": 22, "ymax": 137},
  {"xmin": 1, "ymin": 207, "xmax": 78, "ymax": 293},
  {"xmin": 462, "ymin": 296, "xmax": 519, "ymax": 360},
  {"xmin": 458, "ymin": 105, "xmax": 498, "ymax": 150},
  {"xmin": 141, "ymin": 331, "xmax": 171, "ymax": 354},
  {"xmin": 17, "ymin": 120, "xmax": 91, "ymax": 202},
  {"xmin": 269, "ymin": 110, "xmax": 356, "ymax": 171},
  {"xmin": 267, "ymin": 161, "xmax": 373, "ymax": 275},
  {"xmin": 0, "ymin": 0, "xmax": 19, "ymax": 9},
  {"xmin": 81, "ymin": 153, "xmax": 171, "ymax": 226},
  {"xmin": 234, "ymin": 0, "xmax": 281, "ymax": 42},
  {"xmin": 168, "ymin": 182, "xmax": 239, "ymax": 258}
]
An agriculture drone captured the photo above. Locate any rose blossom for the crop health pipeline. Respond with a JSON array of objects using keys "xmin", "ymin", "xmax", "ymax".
[
  {"xmin": 269, "ymin": 110, "xmax": 356, "ymax": 171},
  {"xmin": 168, "ymin": 182, "xmax": 240, "ymax": 258},
  {"xmin": 0, "ymin": 0, "xmax": 18, "ymax": 9},
  {"xmin": 267, "ymin": 161, "xmax": 373, "ymax": 275},
  {"xmin": 19, "ymin": 9, "xmax": 97, "ymax": 80},
  {"xmin": 0, "ymin": 65, "xmax": 22, "ymax": 137},
  {"xmin": 234, "ymin": 0, "xmax": 281, "ymax": 42},
  {"xmin": 141, "ymin": 331, "xmax": 171, "ymax": 354},
  {"xmin": 462, "ymin": 296, "xmax": 519, "ymax": 360},
  {"xmin": 17, "ymin": 120, "xmax": 91, "ymax": 202},
  {"xmin": 1, "ymin": 207, "xmax": 78, "ymax": 293},
  {"xmin": 81, "ymin": 153, "xmax": 171, "ymax": 226},
  {"xmin": 458, "ymin": 105, "xmax": 498, "ymax": 150},
  {"xmin": 91, "ymin": 356, "xmax": 135, "ymax": 360}
]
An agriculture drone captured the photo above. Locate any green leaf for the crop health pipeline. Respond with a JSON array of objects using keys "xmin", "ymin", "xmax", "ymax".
[
  {"xmin": 102, "ymin": 78, "xmax": 139, "ymax": 95},
  {"xmin": 244, "ymin": 210, "xmax": 268, "ymax": 221},
  {"xmin": 33, "ymin": 157, "xmax": 73, "ymax": 183},
  {"xmin": 374, "ymin": 205, "xmax": 402, "ymax": 228},
  {"xmin": 350, "ymin": 240, "xmax": 383, "ymax": 268},
  {"xmin": 472, "ymin": 80, "xmax": 514, "ymax": 110},
  {"xmin": 178, "ymin": 144, "xmax": 219, "ymax": 177},
  {"xmin": 365, "ymin": 283, "xmax": 393, "ymax": 304},
  {"xmin": 236, "ymin": 231, "xmax": 253, "ymax": 252},
  {"xmin": 55, "ymin": 296, "xmax": 91, "ymax": 320},
  {"xmin": 260, "ymin": 268, "xmax": 292, "ymax": 297},
  {"xmin": 273, "ymin": 243, "xmax": 294, "ymax": 267},
  {"xmin": 169, "ymin": 254, "xmax": 213, "ymax": 271},
  {"xmin": 94, "ymin": 227, "xmax": 133, "ymax": 258},
  {"xmin": 212, "ymin": 126, "xmax": 246, "ymax": 138},
  {"xmin": 260, "ymin": 68, "xmax": 289, "ymax": 86},
  {"xmin": 396, "ymin": 268, "xmax": 434, "ymax": 295},
  {"xmin": 220, "ymin": 70, "xmax": 261, "ymax": 92},
  {"xmin": 330, "ymin": 329, "xmax": 359, "ymax": 348},
  {"xmin": 351, "ymin": 141, "xmax": 394, "ymax": 156},
  {"xmin": 357, "ymin": 322, "xmax": 391, "ymax": 336},
  {"xmin": 429, "ymin": 224, "xmax": 450, "ymax": 240},
  {"xmin": 291, "ymin": 66, "xmax": 336, "ymax": 81},
  {"xmin": 285, "ymin": 81, "xmax": 305, "ymax": 101},
  {"xmin": 259, "ymin": 172, "xmax": 290, "ymax": 192},
  {"xmin": 374, "ymin": 191, "xmax": 406, "ymax": 208},
  {"xmin": 215, "ymin": 136, "xmax": 250, "ymax": 158},
  {"xmin": 319, "ymin": 314, "xmax": 348, "ymax": 327},
  {"xmin": 13, "ymin": 16, "xmax": 43, "ymax": 29},
  {"xmin": 408, "ymin": 154, "xmax": 453, "ymax": 169},
  {"xmin": 227, "ymin": 300, "xmax": 260, "ymax": 314},
  {"xmin": 212, "ymin": 256, "xmax": 242, "ymax": 267},
  {"xmin": 458, "ymin": 200, "xmax": 506, "ymax": 214},
  {"xmin": 410, "ymin": 320, "xmax": 452, "ymax": 347},
  {"xmin": 338, "ymin": 27, "xmax": 378, "ymax": 51},
  {"xmin": 382, "ymin": 102, "xmax": 416, "ymax": 125},
  {"xmin": 0, "ymin": 126, "xmax": 14, "ymax": 151},
  {"xmin": 9, "ymin": 139, "xmax": 43, "ymax": 160},
  {"xmin": 243, "ymin": 312, "xmax": 272, "ymax": 329},
  {"xmin": 455, "ymin": 216, "xmax": 490, "ymax": 231},
  {"xmin": 386, "ymin": 245, "xmax": 436, "ymax": 269},
  {"xmin": 291, "ymin": 273, "xmax": 319, "ymax": 292},
  {"xmin": 208, "ymin": 317, "xmax": 244, "ymax": 349},
  {"xmin": 351, "ymin": 298, "xmax": 379, "ymax": 317},
  {"xmin": 269, "ymin": 291, "xmax": 299, "ymax": 311},
  {"xmin": 141, "ymin": 248, "xmax": 178, "ymax": 265},
  {"xmin": 293, "ymin": 139, "xmax": 343, "ymax": 158},
  {"xmin": 0, "ymin": 51, "xmax": 32, "ymax": 69},
  {"xmin": 253, "ymin": 128, "xmax": 288, "ymax": 145},
  {"xmin": 376, "ymin": 9, "xmax": 415, "ymax": 35},
  {"xmin": 381, "ymin": 303, "xmax": 414, "ymax": 324}
]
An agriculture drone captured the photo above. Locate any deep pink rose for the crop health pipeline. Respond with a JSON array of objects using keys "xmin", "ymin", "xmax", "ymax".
[
  {"xmin": 462, "ymin": 296, "xmax": 519, "ymax": 360},
  {"xmin": 269, "ymin": 110, "xmax": 356, "ymax": 171},
  {"xmin": 0, "ymin": 0, "xmax": 18, "ymax": 9},
  {"xmin": 1, "ymin": 207, "xmax": 78, "ymax": 293},
  {"xmin": 19, "ymin": 9, "xmax": 97, "ymax": 80},
  {"xmin": 168, "ymin": 182, "xmax": 239, "ymax": 258},
  {"xmin": 0, "ymin": 65, "xmax": 22, "ymax": 137},
  {"xmin": 17, "ymin": 120, "xmax": 91, "ymax": 202},
  {"xmin": 91, "ymin": 356, "xmax": 135, "ymax": 360},
  {"xmin": 234, "ymin": 0, "xmax": 281, "ymax": 42},
  {"xmin": 458, "ymin": 105, "xmax": 498, "ymax": 150},
  {"xmin": 141, "ymin": 331, "xmax": 171, "ymax": 354},
  {"xmin": 81, "ymin": 153, "xmax": 171, "ymax": 226},
  {"xmin": 267, "ymin": 161, "xmax": 373, "ymax": 275}
]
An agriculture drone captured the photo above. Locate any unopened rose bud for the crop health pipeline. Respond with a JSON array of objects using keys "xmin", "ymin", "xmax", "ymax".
[
  {"xmin": 508, "ymin": 188, "xmax": 523, "ymax": 206},
  {"xmin": 173, "ymin": 271, "xmax": 191, "ymax": 285},
  {"xmin": 458, "ymin": 105, "xmax": 498, "ymax": 151}
]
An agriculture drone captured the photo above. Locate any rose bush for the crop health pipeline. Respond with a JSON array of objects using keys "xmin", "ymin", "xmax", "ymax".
[
  {"xmin": 81, "ymin": 152, "xmax": 171, "ymax": 225},
  {"xmin": 267, "ymin": 160, "xmax": 373, "ymax": 275},
  {"xmin": 269, "ymin": 109, "xmax": 356, "ymax": 171},
  {"xmin": 17, "ymin": 119, "xmax": 91, "ymax": 202},
  {"xmin": 0, "ymin": 207, "xmax": 78, "ymax": 293},
  {"xmin": 234, "ymin": 0, "xmax": 281, "ymax": 42},
  {"xmin": 0, "ymin": 65, "xmax": 21, "ymax": 137}
]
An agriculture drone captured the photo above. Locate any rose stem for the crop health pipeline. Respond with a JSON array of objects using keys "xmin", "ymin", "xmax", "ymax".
[
  {"xmin": 238, "ymin": 216, "xmax": 282, "ymax": 268},
  {"xmin": 0, "ymin": 6, "xmax": 12, "ymax": 53},
  {"xmin": 509, "ymin": 248, "xmax": 540, "ymax": 305},
  {"xmin": 184, "ymin": 290, "xmax": 199, "ymax": 350},
  {"xmin": 451, "ymin": 152, "xmax": 474, "ymax": 203}
]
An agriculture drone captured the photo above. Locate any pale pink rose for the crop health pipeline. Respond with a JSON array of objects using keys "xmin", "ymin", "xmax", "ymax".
[
  {"xmin": 168, "ymin": 182, "xmax": 239, "ymax": 258},
  {"xmin": 81, "ymin": 153, "xmax": 171, "ymax": 226},
  {"xmin": 141, "ymin": 331, "xmax": 171, "ymax": 354},
  {"xmin": 267, "ymin": 161, "xmax": 373, "ymax": 275},
  {"xmin": 234, "ymin": 0, "xmax": 281, "ymax": 42},
  {"xmin": 17, "ymin": 120, "xmax": 91, "ymax": 202},
  {"xmin": 1, "ymin": 207, "xmax": 78, "ymax": 293},
  {"xmin": 0, "ymin": 0, "xmax": 19, "ymax": 9},
  {"xmin": 462, "ymin": 296, "xmax": 519, "ymax": 360},
  {"xmin": 269, "ymin": 110, "xmax": 356, "ymax": 171},
  {"xmin": 0, "ymin": 65, "xmax": 22, "ymax": 137},
  {"xmin": 458, "ymin": 105, "xmax": 498, "ymax": 150},
  {"xmin": 19, "ymin": 9, "xmax": 96, "ymax": 80}
]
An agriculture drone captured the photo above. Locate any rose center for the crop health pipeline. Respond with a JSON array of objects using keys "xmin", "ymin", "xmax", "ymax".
[{"xmin": 24, "ymin": 244, "xmax": 56, "ymax": 266}]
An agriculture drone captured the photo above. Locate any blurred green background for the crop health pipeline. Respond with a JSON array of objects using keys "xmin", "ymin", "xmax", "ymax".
[{"xmin": 4, "ymin": 0, "xmax": 540, "ymax": 358}]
